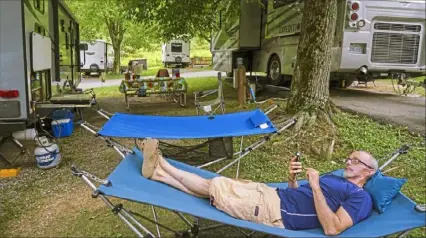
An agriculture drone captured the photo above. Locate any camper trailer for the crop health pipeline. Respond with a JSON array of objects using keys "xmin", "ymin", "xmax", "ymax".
[
  {"xmin": 80, "ymin": 40, "xmax": 114, "ymax": 76},
  {"xmin": 162, "ymin": 40, "xmax": 191, "ymax": 68},
  {"xmin": 0, "ymin": 0, "xmax": 84, "ymax": 138},
  {"xmin": 211, "ymin": 0, "xmax": 426, "ymax": 87}
]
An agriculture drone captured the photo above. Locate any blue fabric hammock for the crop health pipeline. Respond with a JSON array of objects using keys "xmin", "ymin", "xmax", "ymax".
[
  {"xmin": 98, "ymin": 148, "xmax": 425, "ymax": 237},
  {"xmin": 97, "ymin": 109, "xmax": 277, "ymax": 139}
]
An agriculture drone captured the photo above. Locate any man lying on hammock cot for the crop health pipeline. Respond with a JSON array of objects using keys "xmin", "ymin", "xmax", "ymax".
[{"xmin": 139, "ymin": 138, "xmax": 378, "ymax": 236}]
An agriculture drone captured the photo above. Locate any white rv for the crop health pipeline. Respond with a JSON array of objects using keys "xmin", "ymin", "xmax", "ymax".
[
  {"xmin": 162, "ymin": 40, "xmax": 191, "ymax": 68},
  {"xmin": 80, "ymin": 40, "xmax": 114, "ymax": 75},
  {"xmin": 212, "ymin": 0, "xmax": 426, "ymax": 87},
  {"xmin": 0, "ymin": 0, "xmax": 88, "ymax": 140}
]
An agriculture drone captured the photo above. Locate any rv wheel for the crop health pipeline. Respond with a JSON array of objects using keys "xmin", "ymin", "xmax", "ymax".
[
  {"xmin": 268, "ymin": 55, "xmax": 282, "ymax": 86},
  {"xmin": 226, "ymin": 72, "xmax": 233, "ymax": 77}
]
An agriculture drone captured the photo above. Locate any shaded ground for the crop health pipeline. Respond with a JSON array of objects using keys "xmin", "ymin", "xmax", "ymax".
[{"xmin": 347, "ymin": 79, "xmax": 425, "ymax": 97}]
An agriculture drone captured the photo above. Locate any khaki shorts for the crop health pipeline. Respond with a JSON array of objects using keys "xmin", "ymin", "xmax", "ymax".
[{"xmin": 209, "ymin": 177, "xmax": 284, "ymax": 228}]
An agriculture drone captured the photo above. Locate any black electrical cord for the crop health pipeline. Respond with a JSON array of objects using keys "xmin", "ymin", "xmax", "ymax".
[{"xmin": 34, "ymin": 111, "xmax": 66, "ymax": 156}]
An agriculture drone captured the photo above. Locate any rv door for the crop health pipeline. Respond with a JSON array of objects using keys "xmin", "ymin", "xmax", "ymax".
[
  {"xmin": 79, "ymin": 43, "xmax": 87, "ymax": 67},
  {"xmin": 106, "ymin": 43, "xmax": 114, "ymax": 71}
]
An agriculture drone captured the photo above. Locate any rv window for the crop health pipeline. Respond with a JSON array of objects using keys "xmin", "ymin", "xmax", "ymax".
[
  {"xmin": 171, "ymin": 43, "xmax": 183, "ymax": 53},
  {"xmin": 33, "ymin": 0, "xmax": 45, "ymax": 14},
  {"xmin": 79, "ymin": 43, "xmax": 88, "ymax": 51},
  {"xmin": 273, "ymin": 0, "xmax": 298, "ymax": 9}
]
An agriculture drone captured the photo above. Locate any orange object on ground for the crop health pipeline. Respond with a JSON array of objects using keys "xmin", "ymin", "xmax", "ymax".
[{"xmin": 0, "ymin": 168, "xmax": 21, "ymax": 178}]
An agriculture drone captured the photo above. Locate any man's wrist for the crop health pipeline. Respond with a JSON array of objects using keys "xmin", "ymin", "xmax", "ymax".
[{"xmin": 311, "ymin": 184, "xmax": 321, "ymax": 191}]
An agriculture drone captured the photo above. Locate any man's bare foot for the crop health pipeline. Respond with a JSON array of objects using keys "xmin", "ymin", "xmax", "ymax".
[{"xmin": 139, "ymin": 138, "xmax": 161, "ymax": 179}]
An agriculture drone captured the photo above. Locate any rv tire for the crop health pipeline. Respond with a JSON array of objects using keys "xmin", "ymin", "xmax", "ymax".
[
  {"xmin": 226, "ymin": 72, "xmax": 233, "ymax": 77},
  {"xmin": 268, "ymin": 55, "xmax": 282, "ymax": 86}
]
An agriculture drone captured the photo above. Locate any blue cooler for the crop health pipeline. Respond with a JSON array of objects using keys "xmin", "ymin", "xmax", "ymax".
[
  {"xmin": 51, "ymin": 118, "xmax": 74, "ymax": 138},
  {"xmin": 52, "ymin": 109, "xmax": 74, "ymax": 120}
]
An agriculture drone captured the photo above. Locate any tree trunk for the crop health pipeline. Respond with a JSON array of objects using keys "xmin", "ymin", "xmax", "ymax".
[
  {"xmin": 106, "ymin": 19, "xmax": 126, "ymax": 74},
  {"xmin": 286, "ymin": 0, "xmax": 337, "ymax": 121},
  {"xmin": 113, "ymin": 44, "xmax": 121, "ymax": 74},
  {"xmin": 284, "ymin": 0, "xmax": 338, "ymax": 159}
]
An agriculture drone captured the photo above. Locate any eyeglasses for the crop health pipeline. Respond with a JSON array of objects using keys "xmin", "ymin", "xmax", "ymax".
[{"xmin": 344, "ymin": 158, "xmax": 374, "ymax": 169}]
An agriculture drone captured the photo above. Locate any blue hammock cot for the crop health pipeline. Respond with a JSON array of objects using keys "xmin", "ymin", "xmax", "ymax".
[
  {"xmin": 83, "ymin": 107, "xmax": 295, "ymax": 172},
  {"xmin": 72, "ymin": 147, "xmax": 425, "ymax": 238},
  {"xmin": 97, "ymin": 108, "xmax": 278, "ymax": 139}
]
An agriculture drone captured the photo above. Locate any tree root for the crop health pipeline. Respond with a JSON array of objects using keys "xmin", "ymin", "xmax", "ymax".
[
  {"xmin": 292, "ymin": 108, "xmax": 335, "ymax": 134},
  {"xmin": 329, "ymin": 100, "xmax": 340, "ymax": 114},
  {"xmin": 288, "ymin": 105, "xmax": 338, "ymax": 160},
  {"xmin": 293, "ymin": 111, "xmax": 308, "ymax": 133}
]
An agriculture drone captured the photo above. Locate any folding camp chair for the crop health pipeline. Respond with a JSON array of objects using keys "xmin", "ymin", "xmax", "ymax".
[
  {"xmin": 72, "ymin": 144, "xmax": 425, "ymax": 238},
  {"xmin": 194, "ymin": 72, "xmax": 225, "ymax": 116}
]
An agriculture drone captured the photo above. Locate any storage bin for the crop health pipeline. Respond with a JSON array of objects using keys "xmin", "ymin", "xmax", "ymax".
[{"xmin": 51, "ymin": 118, "xmax": 74, "ymax": 138}]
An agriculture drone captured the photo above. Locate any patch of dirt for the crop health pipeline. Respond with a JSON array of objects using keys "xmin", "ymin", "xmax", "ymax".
[
  {"xmin": 347, "ymin": 80, "xmax": 425, "ymax": 97},
  {"xmin": 4, "ymin": 186, "xmax": 104, "ymax": 237}
]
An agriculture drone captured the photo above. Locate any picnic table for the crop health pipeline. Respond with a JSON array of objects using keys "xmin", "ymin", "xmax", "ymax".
[{"xmin": 119, "ymin": 77, "xmax": 188, "ymax": 109}]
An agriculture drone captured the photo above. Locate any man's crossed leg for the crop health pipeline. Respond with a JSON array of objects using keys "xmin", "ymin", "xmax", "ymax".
[{"xmin": 139, "ymin": 138, "xmax": 284, "ymax": 228}]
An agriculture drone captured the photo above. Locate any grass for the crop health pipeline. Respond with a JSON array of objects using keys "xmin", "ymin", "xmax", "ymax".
[{"xmin": 1, "ymin": 77, "xmax": 425, "ymax": 237}]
